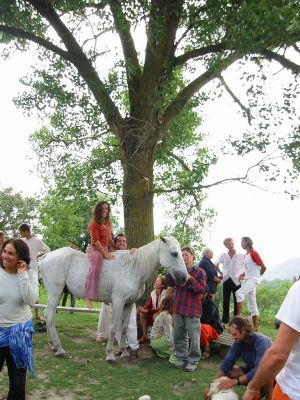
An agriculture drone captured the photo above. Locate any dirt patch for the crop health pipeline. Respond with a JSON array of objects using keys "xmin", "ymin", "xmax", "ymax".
[{"xmin": 28, "ymin": 389, "xmax": 76, "ymax": 400}]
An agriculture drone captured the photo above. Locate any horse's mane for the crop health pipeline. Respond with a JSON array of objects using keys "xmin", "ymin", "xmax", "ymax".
[{"xmin": 131, "ymin": 239, "xmax": 160, "ymax": 280}]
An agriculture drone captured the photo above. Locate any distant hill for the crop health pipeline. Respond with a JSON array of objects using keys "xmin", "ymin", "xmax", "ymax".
[{"xmin": 263, "ymin": 258, "xmax": 300, "ymax": 281}]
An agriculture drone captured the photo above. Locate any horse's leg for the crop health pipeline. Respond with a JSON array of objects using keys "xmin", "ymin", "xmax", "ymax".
[
  {"xmin": 45, "ymin": 290, "xmax": 66, "ymax": 357},
  {"xmin": 71, "ymin": 293, "xmax": 76, "ymax": 308},
  {"xmin": 106, "ymin": 299, "xmax": 124, "ymax": 362},
  {"xmin": 61, "ymin": 290, "xmax": 68, "ymax": 307},
  {"xmin": 119, "ymin": 303, "xmax": 134, "ymax": 359}
]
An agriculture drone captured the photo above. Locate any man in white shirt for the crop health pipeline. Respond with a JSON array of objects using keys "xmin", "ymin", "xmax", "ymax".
[
  {"xmin": 19, "ymin": 223, "xmax": 50, "ymax": 321},
  {"xmin": 243, "ymin": 280, "xmax": 300, "ymax": 400},
  {"xmin": 236, "ymin": 237, "xmax": 266, "ymax": 332},
  {"xmin": 96, "ymin": 233, "xmax": 139, "ymax": 359},
  {"xmin": 215, "ymin": 238, "xmax": 245, "ymax": 325}
]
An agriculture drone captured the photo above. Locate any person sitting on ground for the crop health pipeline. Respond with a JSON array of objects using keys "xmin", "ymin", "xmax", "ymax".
[
  {"xmin": 203, "ymin": 315, "xmax": 273, "ymax": 400},
  {"xmin": 85, "ymin": 201, "xmax": 115, "ymax": 309},
  {"xmin": 200, "ymin": 294, "xmax": 223, "ymax": 358},
  {"xmin": 166, "ymin": 246, "xmax": 207, "ymax": 372},
  {"xmin": 137, "ymin": 275, "xmax": 167, "ymax": 344},
  {"xmin": 198, "ymin": 247, "xmax": 222, "ymax": 298},
  {"xmin": 19, "ymin": 223, "xmax": 50, "ymax": 322},
  {"xmin": 150, "ymin": 293, "xmax": 177, "ymax": 364},
  {"xmin": 96, "ymin": 233, "xmax": 139, "ymax": 358},
  {"xmin": 0, "ymin": 238, "xmax": 39, "ymax": 400}
]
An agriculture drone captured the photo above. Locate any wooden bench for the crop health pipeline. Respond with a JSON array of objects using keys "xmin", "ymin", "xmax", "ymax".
[{"xmin": 210, "ymin": 332, "xmax": 233, "ymax": 353}]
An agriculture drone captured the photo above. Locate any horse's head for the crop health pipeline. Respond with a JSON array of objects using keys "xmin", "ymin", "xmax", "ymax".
[{"xmin": 159, "ymin": 236, "xmax": 188, "ymax": 285}]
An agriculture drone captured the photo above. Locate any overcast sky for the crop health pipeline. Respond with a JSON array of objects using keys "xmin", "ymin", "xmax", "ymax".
[{"xmin": 1, "ymin": 52, "xmax": 300, "ymax": 270}]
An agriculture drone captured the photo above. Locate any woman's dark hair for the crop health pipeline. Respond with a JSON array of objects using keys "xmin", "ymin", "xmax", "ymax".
[
  {"xmin": 1, "ymin": 238, "xmax": 31, "ymax": 267},
  {"xmin": 93, "ymin": 201, "xmax": 110, "ymax": 225},
  {"xmin": 161, "ymin": 294, "xmax": 174, "ymax": 315},
  {"xmin": 181, "ymin": 246, "xmax": 196, "ymax": 260},
  {"xmin": 229, "ymin": 316, "xmax": 253, "ymax": 334}
]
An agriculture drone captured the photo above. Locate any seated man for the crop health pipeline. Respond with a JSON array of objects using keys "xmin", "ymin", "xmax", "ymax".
[
  {"xmin": 200, "ymin": 295, "xmax": 223, "ymax": 358},
  {"xmin": 204, "ymin": 316, "xmax": 273, "ymax": 400}
]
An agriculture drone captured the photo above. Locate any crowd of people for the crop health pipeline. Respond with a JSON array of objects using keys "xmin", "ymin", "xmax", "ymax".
[{"xmin": 0, "ymin": 200, "xmax": 299, "ymax": 400}]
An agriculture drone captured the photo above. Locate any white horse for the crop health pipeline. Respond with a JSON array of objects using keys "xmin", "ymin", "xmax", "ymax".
[{"xmin": 39, "ymin": 236, "xmax": 187, "ymax": 361}]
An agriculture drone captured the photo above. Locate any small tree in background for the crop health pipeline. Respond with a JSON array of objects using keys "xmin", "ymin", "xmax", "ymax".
[{"xmin": 0, "ymin": 186, "xmax": 39, "ymax": 236}]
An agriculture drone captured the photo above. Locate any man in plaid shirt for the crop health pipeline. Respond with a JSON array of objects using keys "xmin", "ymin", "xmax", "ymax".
[{"xmin": 166, "ymin": 246, "xmax": 207, "ymax": 372}]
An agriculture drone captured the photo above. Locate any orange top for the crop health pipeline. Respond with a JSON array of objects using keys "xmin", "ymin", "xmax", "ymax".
[
  {"xmin": 89, "ymin": 220, "xmax": 111, "ymax": 246},
  {"xmin": 272, "ymin": 383, "xmax": 291, "ymax": 400}
]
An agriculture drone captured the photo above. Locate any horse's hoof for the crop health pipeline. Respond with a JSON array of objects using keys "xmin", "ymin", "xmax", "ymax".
[
  {"xmin": 106, "ymin": 354, "xmax": 116, "ymax": 363},
  {"xmin": 55, "ymin": 351, "xmax": 66, "ymax": 358}
]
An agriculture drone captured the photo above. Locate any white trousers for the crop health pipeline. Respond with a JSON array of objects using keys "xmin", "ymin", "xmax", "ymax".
[
  {"xmin": 235, "ymin": 278, "xmax": 259, "ymax": 316},
  {"xmin": 96, "ymin": 303, "xmax": 139, "ymax": 350}
]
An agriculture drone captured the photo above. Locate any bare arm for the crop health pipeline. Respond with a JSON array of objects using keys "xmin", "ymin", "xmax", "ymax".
[
  {"xmin": 260, "ymin": 264, "xmax": 266, "ymax": 276},
  {"xmin": 243, "ymin": 322, "xmax": 300, "ymax": 400},
  {"xmin": 108, "ymin": 234, "xmax": 115, "ymax": 251},
  {"xmin": 213, "ymin": 276, "xmax": 222, "ymax": 284}
]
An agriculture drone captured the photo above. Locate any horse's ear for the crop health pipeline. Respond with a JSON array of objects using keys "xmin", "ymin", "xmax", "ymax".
[{"xmin": 160, "ymin": 236, "xmax": 167, "ymax": 244}]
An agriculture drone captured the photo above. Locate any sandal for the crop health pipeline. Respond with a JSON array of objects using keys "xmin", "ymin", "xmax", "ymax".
[
  {"xmin": 138, "ymin": 335, "xmax": 149, "ymax": 344},
  {"xmin": 202, "ymin": 351, "xmax": 210, "ymax": 359},
  {"xmin": 129, "ymin": 349, "xmax": 138, "ymax": 359}
]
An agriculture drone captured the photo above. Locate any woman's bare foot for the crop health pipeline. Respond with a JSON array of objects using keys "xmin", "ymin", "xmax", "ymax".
[{"xmin": 85, "ymin": 299, "xmax": 94, "ymax": 309}]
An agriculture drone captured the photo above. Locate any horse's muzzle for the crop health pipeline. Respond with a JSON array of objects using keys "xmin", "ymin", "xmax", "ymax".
[{"xmin": 175, "ymin": 273, "xmax": 188, "ymax": 286}]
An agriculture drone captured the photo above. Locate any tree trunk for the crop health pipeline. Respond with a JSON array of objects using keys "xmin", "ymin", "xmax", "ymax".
[
  {"xmin": 122, "ymin": 144, "xmax": 156, "ymax": 308},
  {"xmin": 122, "ymin": 154, "xmax": 155, "ymax": 248}
]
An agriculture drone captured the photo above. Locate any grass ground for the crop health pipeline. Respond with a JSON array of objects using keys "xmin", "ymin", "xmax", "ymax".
[{"xmin": 0, "ymin": 289, "xmax": 277, "ymax": 400}]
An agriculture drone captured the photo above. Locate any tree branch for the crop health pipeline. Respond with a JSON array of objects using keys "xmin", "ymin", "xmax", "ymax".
[
  {"xmin": 174, "ymin": 43, "xmax": 227, "ymax": 66},
  {"xmin": 166, "ymin": 151, "xmax": 191, "ymax": 172},
  {"xmin": 158, "ymin": 53, "xmax": 239, "ymax": 136},
  {"xmin": 153, "ymin": 153, "xmax": 280, "ymax": 194},
  {"xmin": 293, "ymin": 44, "xmax": 300, "ymax": 54},
  {"xmin": 140, "ymin": 0, "xmax": 184, "ymax": 116},
  {"xmin": 218, "ymin": 74, "xmax": 252, "ymax": 124},
  {"xmin": 25, "ymin": 0, "xmax": 125, "ymax": 138},
  {"xmin": 0, "ymin": 25, "xmax": 73, "ymax": 63},
  {"xmin": 259, "ymin": 48, "xmax": 300, "ymax": 75},
  {"xmin": 108, "ymin": 1, "xmax": 142, "ymax": 108}
]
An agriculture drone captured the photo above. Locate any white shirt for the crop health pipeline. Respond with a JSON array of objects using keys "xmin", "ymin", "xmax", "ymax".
[
  {"xmin": 244, "ymin": 253, "xmax": 261, "ymax": 281},
  {"xmin": 22, "ymin": 237, "xmax": 50, "ymax": 272},
  {"xmin": 276, "ymin": 280, "xmax": 300, "ymax": 399},
  {"xmin": 0, "ymin": 267, "xmax": 39, "ymax": 327},
  {"xmin": 216, "ymin": 252, "xmax": 244, "ymax": 285}
]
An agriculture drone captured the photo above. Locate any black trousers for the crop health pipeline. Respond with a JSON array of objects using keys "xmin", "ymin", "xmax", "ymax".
[
  {"xmin": 0, "ymin": 346, "xmax": 27, "ymax": 400},
  {"xmin": 222, "ymin": 278, "xmax": 241, "ymax": 323}
]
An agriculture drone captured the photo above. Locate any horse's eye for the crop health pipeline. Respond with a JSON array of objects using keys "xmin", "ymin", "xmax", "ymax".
[{"xmin": 171, "ymin": 251, "xmax": 178, "ymax": 257}]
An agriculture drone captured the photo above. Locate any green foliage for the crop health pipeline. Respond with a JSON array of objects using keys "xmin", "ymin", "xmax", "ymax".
[
  {"xmin": 256, "ymin": 280, "xmax": 292, "ymax": 323},
  {"xmin": 39, "ymin": 187, "xmax": 121, "ymax": 251},
  {"xmin": 0, "ymin": 187, "xmax": 39, "ymax": 237}
]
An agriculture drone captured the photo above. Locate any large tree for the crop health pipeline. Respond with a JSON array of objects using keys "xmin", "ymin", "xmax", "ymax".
[{"xmin": 1, "ymin": 0, "xmax": 299, "ymax": 247}]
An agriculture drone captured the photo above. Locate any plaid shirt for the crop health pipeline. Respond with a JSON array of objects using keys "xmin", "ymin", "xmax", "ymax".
[{"xmin": 166, "ymin": 266, "xmax": 207, "ymax": 318}]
